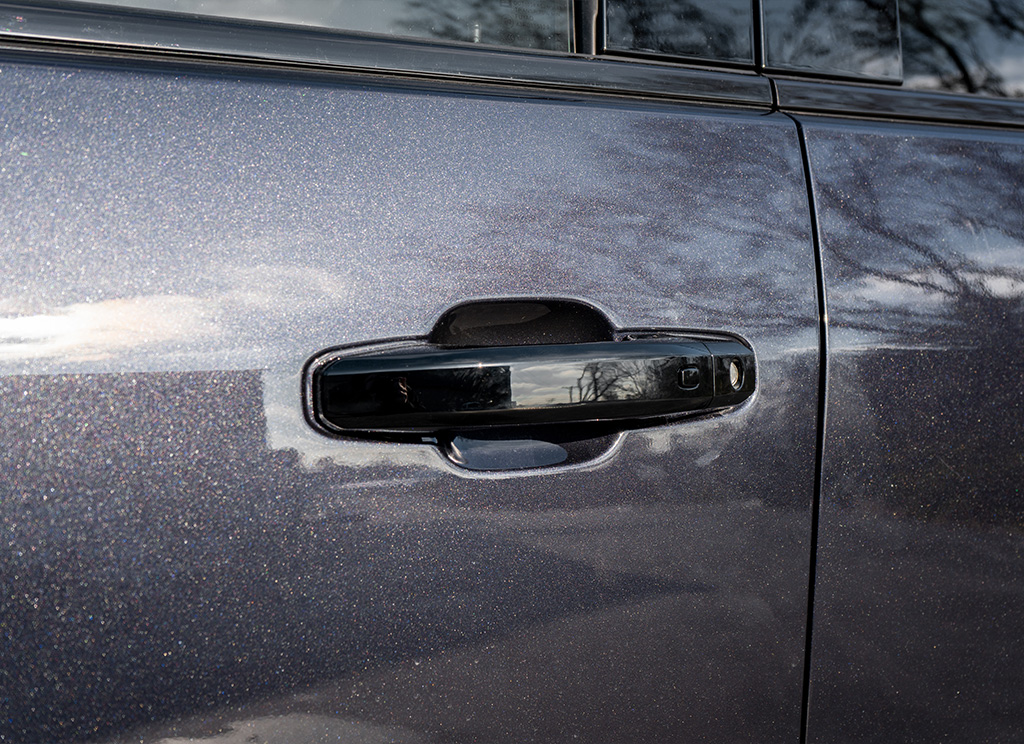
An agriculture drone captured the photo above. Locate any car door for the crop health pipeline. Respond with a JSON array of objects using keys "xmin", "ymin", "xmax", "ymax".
[
  {"xmin": 0, "ymin": 2, "xmax": 821, "ymax": 742},
  {"xmin": 777, "ymin": 2, "xmax": 1024, "ymax": 740}
]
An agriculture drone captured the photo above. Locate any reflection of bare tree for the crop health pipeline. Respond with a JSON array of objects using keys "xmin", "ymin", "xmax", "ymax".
[
  {"xmin": 462, "ymin": 117, "xmax": 814, "ymax": 336},
  {"xmin": 810, "ymin": 132, "xmax": 1024, "ymax": 525},
  {"xmin": 816, "ymin": 139, "xmax": 1024, "ymax": 343},
  {"xmin": 572, "ymin": 359, "xmax": 678, "ymax": 403},
  {"xmin": 764, "ymin": 0, "xmax": 899, "ymax": 77},
  {"xmin": 808, "ymin": 130, "xmax": 1024, "ymax": 744},
  {"xmin": 902, "ymin": 0, "xmax": 1024, "ymax": 96},
  {"xmin": 575, "ymin": 361, "xmax": 613, "ymax": 402},
  {"xmin": 767, "ymin": 0, "xmax": 1024, "ymax": 95}
]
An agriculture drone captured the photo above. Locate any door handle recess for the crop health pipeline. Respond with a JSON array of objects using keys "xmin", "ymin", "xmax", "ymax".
[{"xmin": 307, "ymin": 339, "xmax": 754, "ymax": 437}]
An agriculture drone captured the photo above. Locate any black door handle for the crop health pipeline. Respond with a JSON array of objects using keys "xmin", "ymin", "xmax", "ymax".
[{"xmin": 307, "ymin": 338, "xmax": 754, "ymax": 437}]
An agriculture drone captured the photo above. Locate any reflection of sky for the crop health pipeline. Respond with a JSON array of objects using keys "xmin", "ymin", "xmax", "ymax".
[
  {"xmin": 86, "ymin": 0, "xmax": 408, "ymax": 31},
  {"xmin": 0, "ymin": 63, "xmax": 604, "ymax": 372},
  {"xmin": 511, "ymin": 363, "xmax": 581, "ymax": 407},
  {"xmin": 845, "ymin": 274, "xmax": 947, "ymax": 307},
  {"xmin": 993, "ymin": 54, "xmax": 1024, "ymax": 96},
  {"xmin": 808, "ymin": 126, "xmax": 1024, "ymax": 357},
  {"xmin": 0, "ymin": 295, "xmax": 214, "ymax": 363},
  {"xmin": 904, "ymin": 13, "xmax": 1024, "ymax": 96},
  {"xmin": 62, "ymin": 0, "xmax": 569, "ymax": 50}
]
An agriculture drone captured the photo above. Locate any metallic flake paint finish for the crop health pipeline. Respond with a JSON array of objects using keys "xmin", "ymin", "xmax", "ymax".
[
  {"xmin": 803, "ymin": 119, "xmax": 1024, "ymax": 743},
  {"xmin": 0, "ymin": 59, "xmax": 818, "ymax": 742}
]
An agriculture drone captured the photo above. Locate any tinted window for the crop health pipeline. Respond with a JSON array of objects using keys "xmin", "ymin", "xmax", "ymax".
[
  {"xmin": 762, "ymin": 0, "xmax": 901, "ymax": 81},
  {"xmin": 62, "ymin": 0, "xmax": 571, "ymax": 51},
  {"xmin": 604, "ymin": 0, "xmax": 754, "ymax": 63},
  {"xmin": 901, "ymin": 0, "xmax": 1024, "ymax": 96}
]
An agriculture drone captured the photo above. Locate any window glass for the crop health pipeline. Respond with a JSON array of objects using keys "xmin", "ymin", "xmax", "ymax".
[
  {"xmin": 901, "ymin": 0, "xmax": 1024, "ymax": 97},
  {"xmin": 762, "ymin": 0, "xmax": 901, "ymax": 81},
  {"xmin": 63, "ymin": 0, "xmax": 571, "ymax": 52},
  {"xmin": 604, "ymin": 0, "xmax": 754, "ymax": 63}
]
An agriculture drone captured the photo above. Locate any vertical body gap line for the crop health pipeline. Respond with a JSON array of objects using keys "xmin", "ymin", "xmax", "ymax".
[{"xmin": 790, "ymin": 113, "xmax": 829, "ymax": 744}]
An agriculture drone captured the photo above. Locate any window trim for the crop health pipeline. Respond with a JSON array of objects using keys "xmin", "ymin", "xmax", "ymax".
[
  {"xmin": 0, "ymin": 0, "xmax": 772, "ymax": 105},
  {"xmin": 776, "ymin": 77, "xmax": 1024, "ymax": 129}
]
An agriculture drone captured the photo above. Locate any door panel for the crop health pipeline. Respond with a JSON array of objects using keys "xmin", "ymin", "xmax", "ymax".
[
  {"xmin": 0, "ymin": 58, "xmax": 819, "ymax": 742},
  {"xmin": 802, "ymin": 120, "xmax": 1024, "ymax": 742}
]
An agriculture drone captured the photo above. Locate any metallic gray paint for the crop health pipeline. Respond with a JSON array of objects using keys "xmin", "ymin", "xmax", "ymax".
[
  {"xmin": 0, "ymin": 59, "xmax": 819, "ymax": 741},
  {"xmin": 802, "ymin": 118, "xmax": 1024, "ymax": 743}
]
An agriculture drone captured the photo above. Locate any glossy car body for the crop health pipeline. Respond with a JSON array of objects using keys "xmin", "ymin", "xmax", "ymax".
[{"xmin": 0, "ymin": 2, "xmax": 1021, "ymax": 742}]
